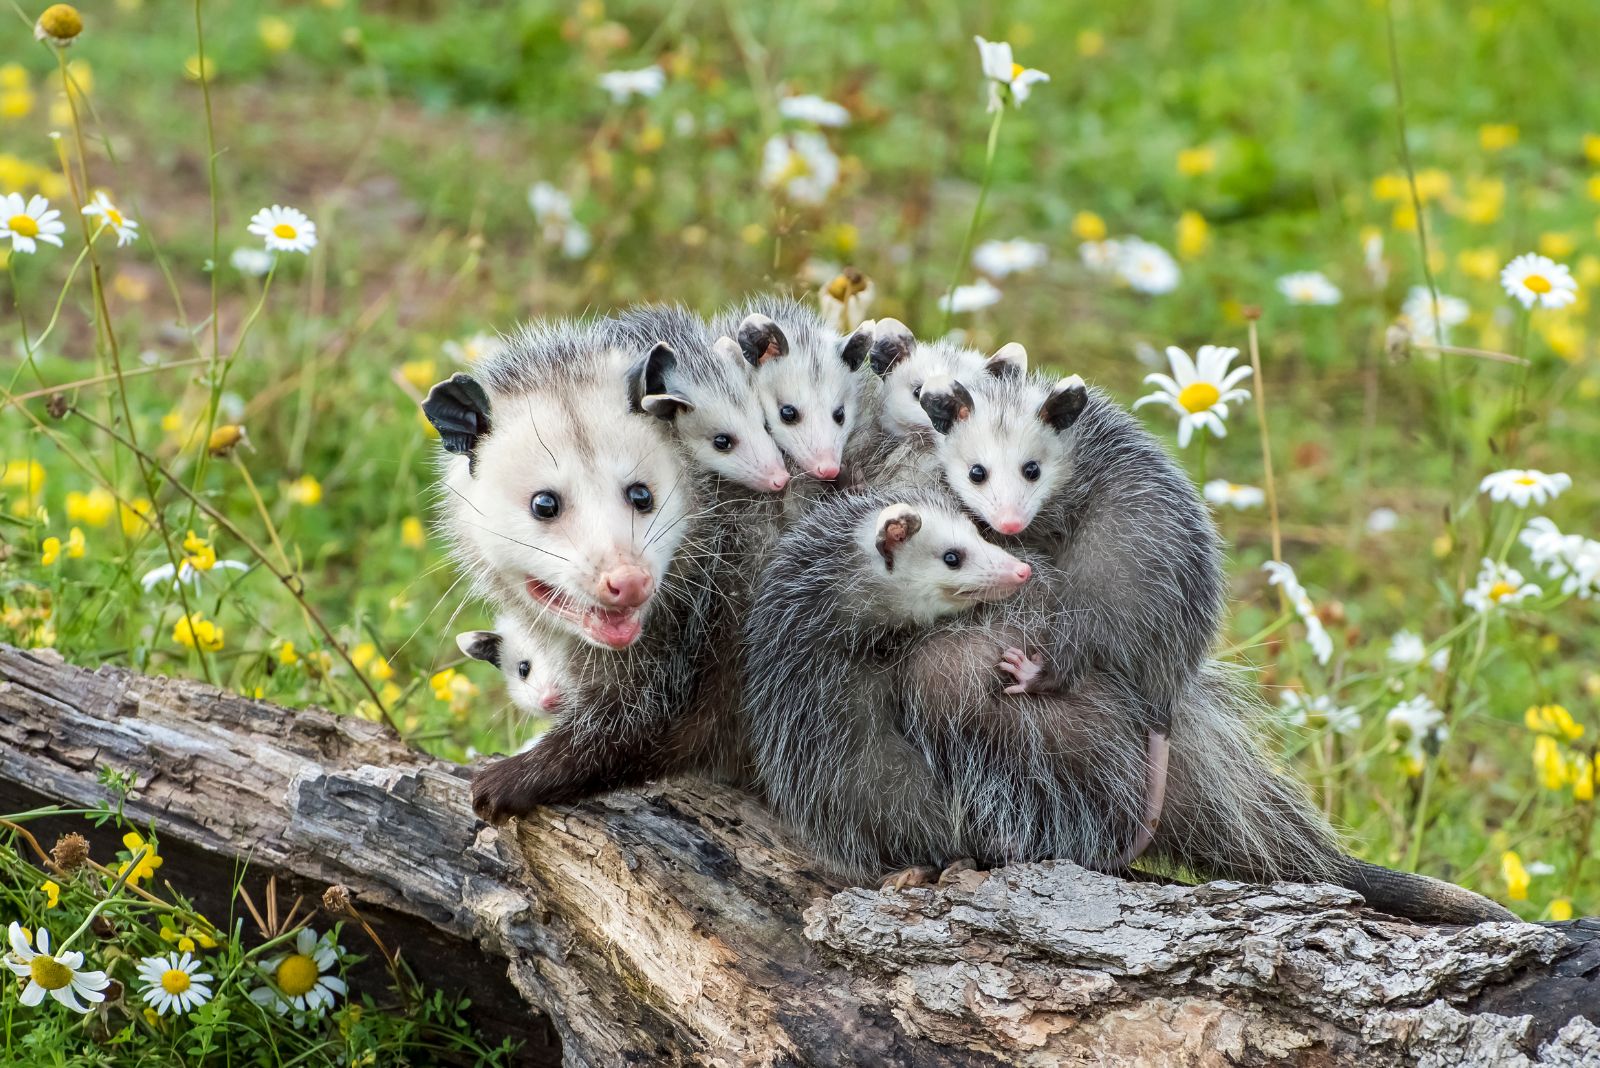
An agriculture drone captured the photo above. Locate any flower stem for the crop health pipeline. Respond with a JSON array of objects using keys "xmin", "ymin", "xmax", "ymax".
[{"xmin": 941, "ymin": 105, "xmax": 1006, "ymax": 335}]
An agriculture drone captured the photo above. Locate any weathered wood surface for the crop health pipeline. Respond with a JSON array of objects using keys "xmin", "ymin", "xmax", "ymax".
[{"xmin": 2, "ymin": 644, "xmax": 1598, "ymax": 1067}]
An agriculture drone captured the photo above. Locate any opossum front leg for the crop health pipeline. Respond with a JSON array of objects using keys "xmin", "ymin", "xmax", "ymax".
[
  {"xmin": 470, "ymin": 718, "xmax": 667, "ymax": 823},
  {"xmin": 996, "ymin": 646, "xmax": 1061, "ymax": 695}
]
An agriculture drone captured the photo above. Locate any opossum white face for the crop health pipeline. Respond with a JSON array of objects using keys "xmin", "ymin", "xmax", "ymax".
[
  {"xmin": 863, "ymin": 501, "xmax": 1034, "ymax": 625},
  {"xmin": 736, "ymin": 314, "xmax": 873, "ymax": 481},
  {"xmin": 630, "ymin": 340, "xmax": 791, "ymax": 493},
  {"xmin": 457, "ymin": 618, "xmax": 574, "ymax": 714},
  {"xmin": 920, "ymin": 373, "xmax": 1089, "ymax": 536},
  {"xmin": 426, "ymin": 370, "xmax": 693, "ymax": 650},
  {"xmin": 868, "ymin": 320, "xmax": 1025, "ymax": 440}
]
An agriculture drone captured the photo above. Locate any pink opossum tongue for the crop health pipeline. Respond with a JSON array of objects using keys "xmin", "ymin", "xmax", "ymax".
[{"xmin": 585, "ymin": 607, "xmax": 643, "ymax": 649}]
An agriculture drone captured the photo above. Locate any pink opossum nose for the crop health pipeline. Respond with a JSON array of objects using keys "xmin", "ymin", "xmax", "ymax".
[
  {"xmin": 813, "ymin": 461, "xmax": 841, "ymax": 480},
  {"xmin": 769, "ymin": 471, "xmax": 791, "ymax": 491},
  {"xmin": 598, "ymin": 565, "xmax": 654, "ymax": 608},
  {"xmin": 539, "ymin": 691, "xmax": 562, "ymax": 711},
  {"xmin": 993, "ymin": 515, "xmax": 1026, "ymax": 535},
  {"xmin": 1012, "ymin": 563, "xmax": 1032, "ymax": 584}
]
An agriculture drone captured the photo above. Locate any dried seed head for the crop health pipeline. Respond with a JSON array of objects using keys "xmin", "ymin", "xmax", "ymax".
[
  {"xmin": 35, "ymin": 4, "xmax": 83, "ymax": 46},
  {"xmin": 1240, "ymin": 304, "xmax": 1263, "ymax": 322},
  {"xmin": 322, "ymin": 884, "xmax": 353, "ymax": 914},
  {"xmin": 207, "ymin": 424, "xmax": 250, "ymax": 458},
  {"xmin": 45, "ymin": 392, "xmax": 69, "ymax": 420},
  {"xmin": 1385, "ymin": 322, "xmax": 1413, "ymax": 363},
  {"xmin": 51, "ymin": 831, "xmax": 90, "ymax": 871}
]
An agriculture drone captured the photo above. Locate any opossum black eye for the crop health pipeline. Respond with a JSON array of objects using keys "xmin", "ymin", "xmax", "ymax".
[
  {"xmin": 831, "ymin": 406, "xmax": 845, "ymax": 426},
  {"xmin": 530, "ymin": 491, "xmax": 561, "ymax": 520},
  {"xmin": 516, "ymin": 660, "xmax": 532, "ymax": 681},
  {"xmin": 626, "ymin": 482, "xmax": 655, "ymax": 513},
  {"xmin": 911, "ymin": 383, "xmax": 922, "ymax": 400},
  {"xmin": 712, "ymin": 433, "xmax": 734, "ymax": 452},
  {"xmin": 968, "ymin": 464, "xmax": 988, "ymax": 485},
  {"xmin": 942, "ymin": 549, "xmax": 964, "ymax": 569},
  {"xmin": 1021, "ymin": 460, "xmax": 1041, "ymax": 482},
  {"xmin": 779, "ymin": 404, "xmax": 800, "ymax": 425}
]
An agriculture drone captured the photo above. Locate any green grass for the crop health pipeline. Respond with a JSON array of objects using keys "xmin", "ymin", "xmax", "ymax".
[{"xmin": 2, "ymin": 4, "xmax": 1599, "ymax": 1049}]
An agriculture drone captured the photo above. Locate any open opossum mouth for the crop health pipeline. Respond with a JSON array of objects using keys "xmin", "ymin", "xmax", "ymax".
[{"xmin": 523, "ymin": 577, "xmax": 645, "ymax": 650}]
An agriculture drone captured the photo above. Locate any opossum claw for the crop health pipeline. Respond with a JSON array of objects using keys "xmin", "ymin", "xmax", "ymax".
[{"xmin": 1118, "ymin": 729, "xmax": 1171, "ymax": 868}]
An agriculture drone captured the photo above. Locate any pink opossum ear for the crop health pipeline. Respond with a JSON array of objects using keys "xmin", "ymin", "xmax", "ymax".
[
  {"xmin": 1039, "ymin": 375, "xmax": 1087, "ymax": 432},
  {"xmin": 736, "ymin": 313, "xmax": 790, "ymax": 367},
  {"xmin": 422, "ymin": 373, "xmax": 492, "ymax": 460},
  {"xmin": 918, "ymin": 373, "xmax": 975, "ymax": 435},
  {"xmin": 874, "ymin": 503, "xmax": 923, "ymax": 572},
  {"xmin": 869, "ymin": 317, "xmax": 915, "ymax": 377}
]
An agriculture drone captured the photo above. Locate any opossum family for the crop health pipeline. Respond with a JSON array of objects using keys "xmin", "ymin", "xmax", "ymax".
[{"xmin": 422, "ymin": 297, "xmax": 1513, "ymax": 925}]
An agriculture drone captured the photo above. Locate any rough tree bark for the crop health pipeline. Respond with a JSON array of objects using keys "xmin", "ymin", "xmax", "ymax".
[{"xmin": 1, "ymin": 644, "xmax": 1597, "ymax": 1067}]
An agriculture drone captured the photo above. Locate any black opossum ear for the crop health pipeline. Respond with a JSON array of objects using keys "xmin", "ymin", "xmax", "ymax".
[
  {"xmin": 984, "ymin": 342, "xmax": 1027, "ymax": 379},
  {"xmin": 737, "ymin": 313, "xmax": 789, "ymax": 367},
  {"xmin": 836, "ymin": 319, "xmax": 874, "ymax": 371},
  {"xmin": 456, "ymin": 630, "xmax": 502, "ymax": 668},
  {"xmin": 626, "ymin": 343, "xmax": 694, "ymax": 420},
  {"xmin": 873, "ymin": 503, "xmax": 923, "ymax": 572},
  {"xmin": 918, "ymin": 374, "xmax": 975, "ymax": 435},
  {"xmin": 1039, "ymin": 375, "xmax": 1088, "ymax": 432},
  {"xmin": 869, "ymin": 317, "xmax": 915, "ymax": 377},
  {"xmin": 422, "ymin": 373, "xmax": 492, "ymax": 458}
]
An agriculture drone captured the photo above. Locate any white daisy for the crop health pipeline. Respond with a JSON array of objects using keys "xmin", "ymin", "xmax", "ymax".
[
  {"xmin": 1280, "ymin": 691, "xmax": 1361, "ymax": 735},
  {"xmin": 248, "ymin": 926, "xmax": 347, "ymax": 1021},
  {"xmin": 973, "ymin": 36, "xmax": 1049, "ymax": 111},
  {"xmin": 1401, "ymin": 286, "xmax": 1469, "ymax": 344},
  {"xmin": 527, "ymin": 182, "xmax": 573, "ymax": 228},
  {"xmin": 82, "ymin": 192, "xmax": 140, "ymax": 247},
  {"xmin": 1462, "ymin": 558, "xmax": 1540, "ymax": 613},
  {"xmin": 1520, "ymin": 517, "xmax": 1600, "ymax": 600},
  {"xmin": 1079, "ymin": 238, "xmax": 1125, "ymax": 274},
  {"xmin": 1366, "ymin": 507, "xmax": 1400, "ymax": 534},
  {"xmin": 5, "ymin": 922, "xmax": 110, "ymax": 1013},
  {"xmin": 1, "ymin": 193, "xmax": 66, "ymax": 255},
  {"xmin": 1429, "ymin": 646, "xmax": 1451, "ymax": 673},
  {"xmin": 1387, "ymin": 630, "xmax": 1426, "ymax": 666},
  {"xmin": 442, "ymin": 332, "xmax": 504, "ymax": 366},
  {"xmin": 1203, "ymin": 480, "xmax": 1265, "ymax": 510},
  {"xmin": 973, "ymin": 238, "xmax": 1047, "ymax": 278},
  {"xmin": 1116, "ymin": 238, "xmax": 1180, "ymax": 294},
  {"xmin": 559, "ymin": 222, "xmax": 591, "ymax": 259},
  {"xmin": 139, "ymin": 557, "xmax": 249, "ymax": 592},
  {"xmin": 777, "ymin": 94, "xmax": 850, "ymax": 128},
  {"xmin": 247, "ymin": 205, "xmax": 317, "ymax": 255},
  {"xmin": 230, "ymin": 246, "xmax": 275, "ymax": 276},
  {"xmin": 597, "ymin": 66, "xmax": 665, "ymax": 104},
  {"xmin": 1261, "ymin": 559, "xmax": 1333, "ymax": 665},
  {"xmin": 760, "ymin": 132, "xmax": 840, "ymax": 205},
  {"xmin": 1478, "ymin": 469, "xmax": 1571, "ymax": 509},
  {"xmin": 937, "ymin": 279, "xmax": 1002, "ymax": 315},
  {"xmin": 1134, "ymin": 344, "xmax": 1252, "ymax": 448},
  {"xmin": 136, "ymin": 951, "xmax": 214, "ymax": 1016},
  {"xmin": 1277, "ymin": 270, "xmax": 1342, "ymax": 306},
  {"xmin": 1500, "ymin": 253, "xmax": 1578, "ymax": 310},
  {"xmin": 1387, "ymin": 694, "xmax": 1447, "ymax": 765}
]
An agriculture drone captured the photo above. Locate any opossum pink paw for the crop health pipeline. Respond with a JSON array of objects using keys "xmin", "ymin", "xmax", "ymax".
[
  {"xmin": 937, "ymin": 858, "xmax": 987, "ymax": 887},
  {"xmin": 879, "ymin": 865, "xmax": 937, "ymax": 891},
  {"xmin": 470, "ymin": 759, "xmax": 537, "ymax": 824},
  {"xmin": 997, "ymin": 647, "xmax": 1050, "ymax": 695}
]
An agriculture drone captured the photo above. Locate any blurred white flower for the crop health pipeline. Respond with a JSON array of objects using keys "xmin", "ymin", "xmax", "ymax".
[
  {"xmin": 1135, "ymin": 345, "xmax": 1251, "ymax": 448},
  {"xmin": 778, "ymin": 94, "xmax": 850, "ymax": 127},
  {"xmin": 597, "ymin": 66, "xmax": 665, "ymax": 104},
  {"xmin": 527, "ymin": 182, "xmax": 590, "ymax": 259},
  {"xmin": 937, "ymin": 279, "xmax": 1002, "ymax": 314},
  {"xmin": 973, "ymin": 238, "xmax": 1047, "ymax": 278},
  {"xmin": 1363, "ymin": 230, "xmax": 1388, "ymax": 287},
  {"xmin": 1429, "ymin": 646, "xmax": 1450, "ymax": 673},
  {"xmin": 230, "ymin": 247, "xmax": 275, "ymax": 277},
  {"xmin": 1479, "ymin": 469, "xmax": 1571, "ymax": 509},
  {"xmin": 248, "ymin": 205, "xmax": 317, "ymax": 254},
  {"xmin": 1401, "ymin": 286, "xmax": 1469, "ymax": 344},
  {"xmin": 82, "ymin": 191, "xmax": 139, "ymax": 247},
  {"xmin": 1387, "ymin": 694, "xmax": 1447, "ymax": 766},
  {"xmin": 1366, "ymin": 507, "xmax": 1399, "ymax": 534},
  {"xmin": 1203, "ymin": 480, "xmax": 1264, "ymax": 510},
  {"xmin": 818, "ymin": 268, "xmax": 874, "ymax": 332},
  {"xmin": 1462, "ymin": 558, "xmax": 1540, "ymax": 613},
  {"xmin": 760, "ymin": 132, "xmax": 840, "ymax": 205},
  {"xmin": 442, "ymin": 332, "xmax": 503, "ymax": 366},
  {"xmin": 1280, "ymin": 691, "xmax": 1361, "ymax": 735},
  {"xmin": 559, "ymin": 223, "xmax": 592, "ymax": 259},
  {"xmin": 1277, "ymin": 270, "xmax": 1342, "ymax": 306},
  {"xmin": 1079, "ymin": 238, "xmax": 1125, "ymax": 274},
  {"xmin": 974, "ymin": 36, "xmax": 1049, "ymax": 111},
  {"xmin": 1262, "ymin": 559, "xmax": 1333, "ymax": 665},
  {"xmin": 140, "ymin": 557, "xmax": 249, "ymax": 592},
  {"xmin": 1132, "ymin": 340, "xmax": 1164, "ymax": 369},
  {"xmin": 1527, "ymin": 860, "xmax": 1557, "ymax": 877},
  {"xmin": 1501, "ymin": 252, "xmax": 1577, "ymax": 310},
  {"xmin": 1, "ymin": 193, "xmax": 66, "ymax": 254},
  {"xmin": 5, "ymin": 923, "xmax": 109, "ymax": 1013},
  {"xmin": 1520, "ymin": 517, "xmax": 1600, "ymax": 600},
  {"xmin": 1116, "ymin": 238, "xmax": 1180, "ymax": 294},
  {"xmin": 1388, "ymin": 630, "xmax": 1426, "ymax": 666}
]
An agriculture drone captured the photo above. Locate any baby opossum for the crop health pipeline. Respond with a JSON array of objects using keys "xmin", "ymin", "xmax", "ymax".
[
  {"xmin": 868, "ymin": 317, "xmax": 1024, "ymax": 440},
  {"xmin": 457, "ymin": 615, "xmax": 575, "ymax": 715},
  {"xmin": 742, "ymin": 490, "xmax": 1037, "ymax": 878},
  {"xmin": 423, "ymin": 317, "xmax": 743, "ymax": 821}
]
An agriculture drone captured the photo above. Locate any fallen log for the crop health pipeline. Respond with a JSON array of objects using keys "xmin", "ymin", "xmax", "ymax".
[{"xmin": 1, "ymin": 644, "xmax": 1597, "ymax": 1066}]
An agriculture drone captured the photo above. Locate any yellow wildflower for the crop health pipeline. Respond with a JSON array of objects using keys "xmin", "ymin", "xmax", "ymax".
[
  {"xmin": 1539, "ymin": 232, "xmax": 1577, "ymax": 259},
  {"xmin": 1526, "ymin": 704, "xmax": 1585, "ymax": 742},
  {"xmin": 276, "ymin": 640, "xmax": 300, "ymax": 666},
  {"xmin": 1175, "ymin": 210, "xmax": 1208, "ymax": 260},
  {"xmin": 1588, "ymin": 176, "xmax": 1600, "ymax": 203},
  {"xmin": 1457, "ymin": 177, "xmax": 1504, "ymax": 225},
  {"xmin": 258, "ymin": 16, "xmax": 294, "ymax": 52},
  {"xmin": 42, "ymin": 880, "xmax": 59, "ymax": 909},
  {"xmin": 1176, "ymin": 146, "xmax": 1216, "ymax": 177},
  {"xmin": 177, "ymin": 937, "xmax": 195, "ymax": 953},
  {"xmin": 119, "ymin": 496, "xmax": 153, "ymax": 535},
  {"xmin": 1414, "ymin": 168, "xmax": 1451, "ymax": 201},
  {"xmin": 1533, "ymin": 735, "xmax": 1570, "ymax": 791},
  {"xmin": 183, "ymin": 55, "xmax": 216, "ymax": 82},
  {"xmin": 40, "ymin": 536, "xmax": 62, "ymax": 566},
  {"xmin": 401, "ymin": 360, "xmax": 437, "ymax": 392},
  {"xmin": 1550, "ymin": 898, "xmax": 1574, "ymax": 921},
  {"xmin": 370, "ymin": 656, "xmax": 394, "ymax": 682},
  {"xmin": 119, "ymin": 831, "xmax": 164, "ymax": 887},
  {"xmin": 172, "ymin": 612, "xmax": 224, "ymax": 652},
  {"xmin": 1, "ymin": 459, "xmax": 46, "ymax": 495},
  {"xmin": 287, "ymin": 474, "xmax": 323, "ymax": 506},
  {"xmin": 65, "ymin": 527, "xmax": 85, "ymax": 559},
  {"xmin": 379, "ymin": 682, "xmax": 402, "ymax": 705},
  {"xmin": 1501, "ymin": 851, "xmax": 1529, "ymax": 901},
  {"xmin": 1391, "ymin": 203, "xmax": 1417, "ymax": 232},
  {"xmin": 1076, "ymin": 29, "xmax": 1104, "ymax": 57},
  {"xmin": 1072, "ymin": 211, "xmax": 1107, "ymax": 242},
  {"xmin": 1478, "ymin": 123, "xmax": 1518, "ymax": 152},
  {"xmin": 0, "ymin": 63, "xmax": 26, "ymax": 90},
  {"xmin": 400, "ymin": 516, "xmax": 426, "ymax": 549},
  {"xmin": 206, "ymin": 424, "xmax": 249, "ymax": 457},
  {"xmin": 1371, "ymin": 173, "xmax": 1408, "ymax": 201},
  {"xmin": 0, "ymin": 87, "xmax": 33, "ymax": 119},
  {"xmin": 351, "ymin": 642, "xmax": 377, "ymax": 671},
  {"xmin": 65, "ymin": 488, "xmax": 115, "ymax": 527},
  {"xmin": 1574, "ymin": 758, "xmax": 1594, "ymax": 802},
  {"xmin": 1458, "ymin": 247, "xmax": 1500, "ymax": 282},
  {"xmin": 1584, "ymin": 133, "xmax": 1600, "ymax": 164},
  {"xmin": 181, "ymin": 530, "xmax": 216, "ymax": 572},
  {"xmin": 739, "ymin": 223, "xmax": 765, "ymax": 246}
]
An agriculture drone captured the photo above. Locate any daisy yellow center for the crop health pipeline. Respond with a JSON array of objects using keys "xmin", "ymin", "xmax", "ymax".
[
  {"xmin": 107, "ymin": 208, "xmax": 124, "ymax": 226},
  {"xmin": 1514, "ymin": 476, "xmax": 1538, "ymax": 486},
  {"xmin": 1523, "ymin": 274, "xmax": 1552, "ymax": 294},
  {"xmin": 161, "ymin": 968, "xmax": 191, "ymax": 994},
  {"xmin": 272, "ymin": 222, "xmax": 298, "ymax": 240},
  {"xmin": 1489, "ymin": 580, "xmax": 1516, "ymax": 602},
  {"xmin": 275, "ymin": 953, "xmax": 319, "ymax": 997},
  {"xmin": 8, "ymin": 214, "xmax": 38, "ymax": 238},
  {"xmin": 1177, "ymin": 382, "xmax": 1220, "ymax": 413},
  {"xmin": 29, "ymin": 955, "xmax": 73, "ymax": 991},
  {"xmin": 1010, "ymin": 62, "xmax": 1025, "ymax": 80}
]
